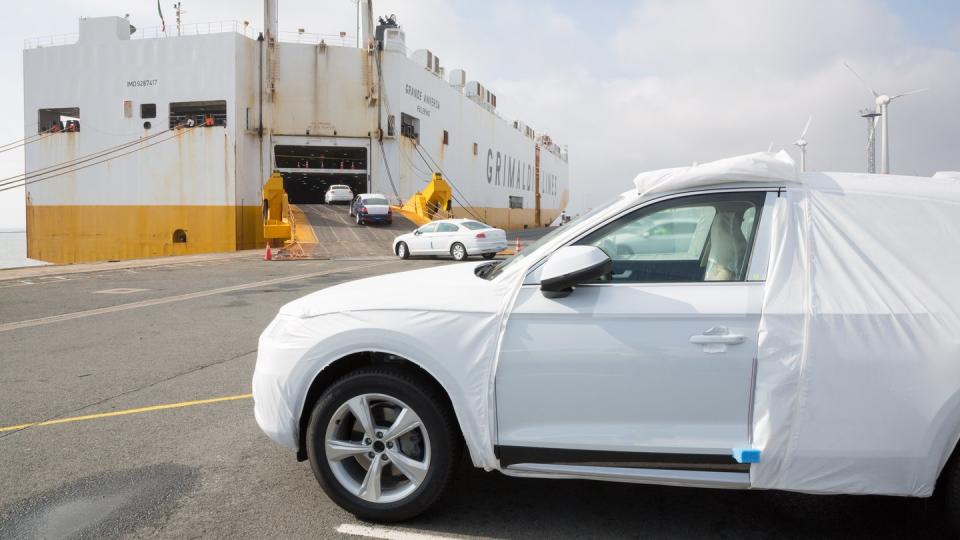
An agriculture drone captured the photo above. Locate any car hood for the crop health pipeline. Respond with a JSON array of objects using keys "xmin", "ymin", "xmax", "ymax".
[{"xmin": 278, "ymin": 262, "xmax": 512, "ymax": 319}]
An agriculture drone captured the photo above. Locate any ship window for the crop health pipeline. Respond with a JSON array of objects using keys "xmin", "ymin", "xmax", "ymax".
[
  {"xmin": 141, "ymin": 103, "xmax": 157, "ymax": 119},
  {"xmin": 509, "ymin": 196, "xmax": 524, "ymax": 209},
  {"xmin": 173, "ymin": 229, "xmax": 187, "ymax": 243},
  {"xmin": 38, "ymin": 107, "xmax": 80, "ymax": 134},
  {"xmin": 169, "ymin": 100, "xmax": 227, "ymax": 129},
  {"xmin": 473, "ymin": 142, "xmax": 478, "ymax": 156},
  {"xmin": 387, "ymin": 115, "xmax": 396, "ymax": 137},
  {"xmin": 400, "ymin": 113, "xmax": 419, "ymax": 140},
  {"xmin": 442, "ymin": 130, "xmax": 449, "ymax": 145}
]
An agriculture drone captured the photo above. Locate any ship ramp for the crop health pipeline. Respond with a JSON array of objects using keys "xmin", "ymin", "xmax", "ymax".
[{"xmin": 286, "ymin": 204, "xmax": 417, "ymax": 258}]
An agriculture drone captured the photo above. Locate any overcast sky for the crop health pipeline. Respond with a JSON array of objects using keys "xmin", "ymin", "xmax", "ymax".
[{"xmin": 1, "ymin": 0, "xmax": 958, "ymax": 228}]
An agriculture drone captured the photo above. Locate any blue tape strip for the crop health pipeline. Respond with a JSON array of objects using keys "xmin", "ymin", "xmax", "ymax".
[{"xmin": 733, "ymin": 448, "xmax": 761, "ymax": 464}]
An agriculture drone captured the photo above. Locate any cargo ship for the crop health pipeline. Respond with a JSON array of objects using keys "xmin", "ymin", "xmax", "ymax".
[{"xmin": 21, "ymin": 1, "xmax": 569, "ymax": 264}]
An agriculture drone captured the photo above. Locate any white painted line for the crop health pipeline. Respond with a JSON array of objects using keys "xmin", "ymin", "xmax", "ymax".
[
  {"xmin": 335, "ymin": 523, "xmax": 460, "ymax": 540},
  {"xmin": 94, "ymin": 288, "xmax": 151, "ymax": 294},
  {"xmin": 0, "ymin": 261, "xmax": 392, "ymax": 333}
]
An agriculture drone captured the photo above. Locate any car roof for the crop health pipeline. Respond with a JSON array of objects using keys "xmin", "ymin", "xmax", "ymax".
[
  {"xmin": 431, "ymin": 219, "xmax": 488, "ymax": 224},
  {"xmin": 632, "ymin": 150, "xmax": 960, "ymax": 203},
  {"xmin": 358, "ymin": 193, "xmax": 388, "ymax": 198}
]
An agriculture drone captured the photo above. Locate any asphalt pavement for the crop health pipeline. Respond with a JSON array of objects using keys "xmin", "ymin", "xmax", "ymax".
[{"xmin": 0, "ymin": 254, "xmax": 952, "ymax": 539}]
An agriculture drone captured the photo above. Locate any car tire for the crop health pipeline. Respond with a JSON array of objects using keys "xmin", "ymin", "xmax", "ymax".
[
  {"xmin": 397, "ymin": 242, "xmax": 410, "ymax": 260},
  {"xmin": 305, "ymin": 368, "xmax": 461, "ymax": 522},
  {"xmin": 481, "ymin": 253, "xmax": 496, "ymax": 260},
  {"xmin": 450, "ymin": 243, "xmax": 467, "ymax": 262},
  {"xmin": 356, "ymin": 213, "xmax": 363, "ymax": 226}
]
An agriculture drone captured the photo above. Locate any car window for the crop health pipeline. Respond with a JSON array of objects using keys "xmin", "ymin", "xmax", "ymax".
[
  {"xmin": 479, "ymin": 196, "xmax": 625, "ymax": 281},
  {"xmin": 576, "ymin": 192, "xmax": 766, "ymax": 283},
  {"xmin": 419, "ymin": 223, "xmax": 439, "ymax": 234},
  {"xmin": 437, "ymin": 223, "xmax": 459, "ymax": 233},
  {"xmin": 460, "ymin": 221, "xmax": 490, "ymax": 230},
  {"xmin": 362, "ymin": 197, "xmax": 389, "ymax": 205}
]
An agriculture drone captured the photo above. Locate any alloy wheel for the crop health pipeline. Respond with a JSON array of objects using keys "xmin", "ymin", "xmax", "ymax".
[{"xmin": 324, "ymin": 393, "xmax": 431, "ymax": 504}]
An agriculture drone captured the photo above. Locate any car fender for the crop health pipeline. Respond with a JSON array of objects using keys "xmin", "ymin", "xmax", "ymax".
[{"xmin": 289, "ymin": 318, "xmax": 501, "ymax": 469}]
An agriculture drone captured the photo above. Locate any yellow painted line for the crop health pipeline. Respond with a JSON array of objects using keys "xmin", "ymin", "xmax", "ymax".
[{"xmin": 0, "ymin": 394, "xmax": 252, "ymax": 433}]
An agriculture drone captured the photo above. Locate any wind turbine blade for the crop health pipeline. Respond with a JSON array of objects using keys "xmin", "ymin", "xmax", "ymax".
[
  {"xmin": 768, "ymin": 142, "xmax": 774, "ymax": 152},
  {"xmin": 843, "ymin": 62, "xmax": 880, "ymax": 98},
  {"xmin": 799, "ymin": 115, "xmax": 812, "ymax": 140},
  {"xmin": 890, "ymin": 88, "xmax": 929, "ymax": 100}
]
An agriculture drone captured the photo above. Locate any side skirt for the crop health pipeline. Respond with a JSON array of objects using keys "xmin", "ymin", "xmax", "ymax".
[
  {"xmin": 496, "ymin": 445, "xmax": 750, "ymax": 472},
  {"xmin": 502, "ymin": 462, "xmax": 751, "ymax": 489}
]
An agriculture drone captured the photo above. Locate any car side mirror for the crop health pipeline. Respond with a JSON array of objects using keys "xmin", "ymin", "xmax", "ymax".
[
  {"xmin": 414, "ymin": 230, "xmax": 422, "ymax": 236},
  {"xmin": 540, "ymin": 246, "xmax": 612, "ymax": 298}
]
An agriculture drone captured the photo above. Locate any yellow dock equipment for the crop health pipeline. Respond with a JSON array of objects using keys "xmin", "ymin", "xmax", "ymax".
[
  {"xmin": 262, "ymin": 172, "xmax": 292, "ymax": 242},
  {"xmin": 395, "ymin": 173, "xmax": 454, "ymax": 226}
]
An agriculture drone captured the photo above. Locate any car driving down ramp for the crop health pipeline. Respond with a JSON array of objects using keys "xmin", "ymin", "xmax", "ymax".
[{"xmin": 289, "ymin": 204, "xmax": 416, "ymax": 258}]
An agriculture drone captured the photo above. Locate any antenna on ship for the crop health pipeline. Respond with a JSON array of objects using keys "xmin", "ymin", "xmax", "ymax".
[
  {"xmin": 844, "ymin": 62, "xmax": 928, "ymax": 174},
  {"xmin": 793, "ymin": 115, "xmax": 812, "ymax": 172},
  {"xmin": 173, "ymin": 2, "xmax": 185, "ymax": 37}
]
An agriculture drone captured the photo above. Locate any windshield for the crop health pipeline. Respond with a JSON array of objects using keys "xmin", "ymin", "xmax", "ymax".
[
  {"xmin": 460, "ymin": 221, "xmax": 490, "ymax": 230},
  {"xmin": 363, "ymin": 197, "xmax": 389, "ymax": 205},
  {"xmin": 477, "ymin": 194, "xmax": 628, "ymax": 280}
]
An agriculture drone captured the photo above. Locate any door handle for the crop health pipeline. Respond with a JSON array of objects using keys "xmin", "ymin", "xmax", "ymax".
[
  {"xmin": 690, "ymin": 327, "xmax": 745, "ymax": 345},
  {"xmin": 690, "ymin": 334, "xmax": 745, "ymax": 345}
]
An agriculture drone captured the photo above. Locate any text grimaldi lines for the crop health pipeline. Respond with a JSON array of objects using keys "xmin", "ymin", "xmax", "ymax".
[{"xmin": 486, "ymin": 149, "xmax": 559, "ymax": 196}]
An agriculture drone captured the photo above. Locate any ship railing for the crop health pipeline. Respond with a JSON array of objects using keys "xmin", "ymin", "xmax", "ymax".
[
  {"xmin": 134, "ymin": 21, "xmax": 262, "ymax": 40},
  {"xmin": 25, "ymin": 21, "xmax": 357, "ymax": 49},
  {"xmin": 24, "ymin": 32, "xmax": 79, "ymax": 49},
  {"xmin": 278, "ymin": 30, "xmax": 358, "ymax": 47}
]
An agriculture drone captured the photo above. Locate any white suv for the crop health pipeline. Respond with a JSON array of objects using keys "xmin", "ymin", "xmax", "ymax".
[{"xmin": 253, "ymin": 152, "xmax": 960, "ymax": 526}]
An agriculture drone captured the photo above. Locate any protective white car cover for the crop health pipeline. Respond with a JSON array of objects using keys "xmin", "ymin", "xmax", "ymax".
[
  {"xmin": 633, "ymin": 151, "xmax": 960, "ymax": 495},
  {"xmin": 633, "ymin": 150, "xmax": 798, "ymax": 197},
  {"xmin": 752, "ymin": 172, "xmax": 960, "ymax": 496},
  {"xmin": 254, "ymin": 262, "xmax": 520, "ymax": 469},
  {"xmin": 933, "ymin": 171, "xmax": 960, "ymax": 181}
]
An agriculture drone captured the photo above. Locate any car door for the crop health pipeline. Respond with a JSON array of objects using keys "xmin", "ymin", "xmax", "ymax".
[
  {"xmin": 409, "ymin": 223, "xmax": 437, "ymax": 254},
  {"xmin": 434, "ymin": 222, "xmax": 460, "ymax": 254},
  {"xmin": 495, "ymin": 190, "xmax": 776, "ymax": 470}
]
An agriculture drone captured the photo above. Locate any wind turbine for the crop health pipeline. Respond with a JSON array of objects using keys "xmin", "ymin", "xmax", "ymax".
[
  {"xmin": 843, "ymin": 62, "xmax": 927, "ymax": 174},
  {"xmin": 793, "ymin": 115, "xmax": 812, "ymax": 172}
]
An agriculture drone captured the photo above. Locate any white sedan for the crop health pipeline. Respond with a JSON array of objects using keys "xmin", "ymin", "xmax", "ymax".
[
  {"xmin": 254, "ymin": 151, "xmax": 960, "ymax": 527},
  {"xmin": 392, "ymin": 219, "xmax": 507, "ymax": 261},
  {"xmin": 324, "ymin": 185, "xmax": 354, "ymax": 204}
]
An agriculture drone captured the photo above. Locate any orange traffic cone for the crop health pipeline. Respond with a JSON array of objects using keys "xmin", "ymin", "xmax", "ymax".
[
  {"xmin": 515, "ymin": 237, "xmax": 521, "ymax": 253},
  {"xmin": 264, "ymin": 243, "xmax": 273, "ymax": 261}
]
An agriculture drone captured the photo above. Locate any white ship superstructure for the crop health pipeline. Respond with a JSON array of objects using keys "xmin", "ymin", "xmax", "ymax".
[{"xmin": 22, "ymin": 3, "xmax": 569, "ymax": 263}]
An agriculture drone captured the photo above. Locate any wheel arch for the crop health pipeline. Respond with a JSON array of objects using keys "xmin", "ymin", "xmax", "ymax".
[{"xmin": 296, "ymin": 350, "xmax": 464, "ymax": 462}]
